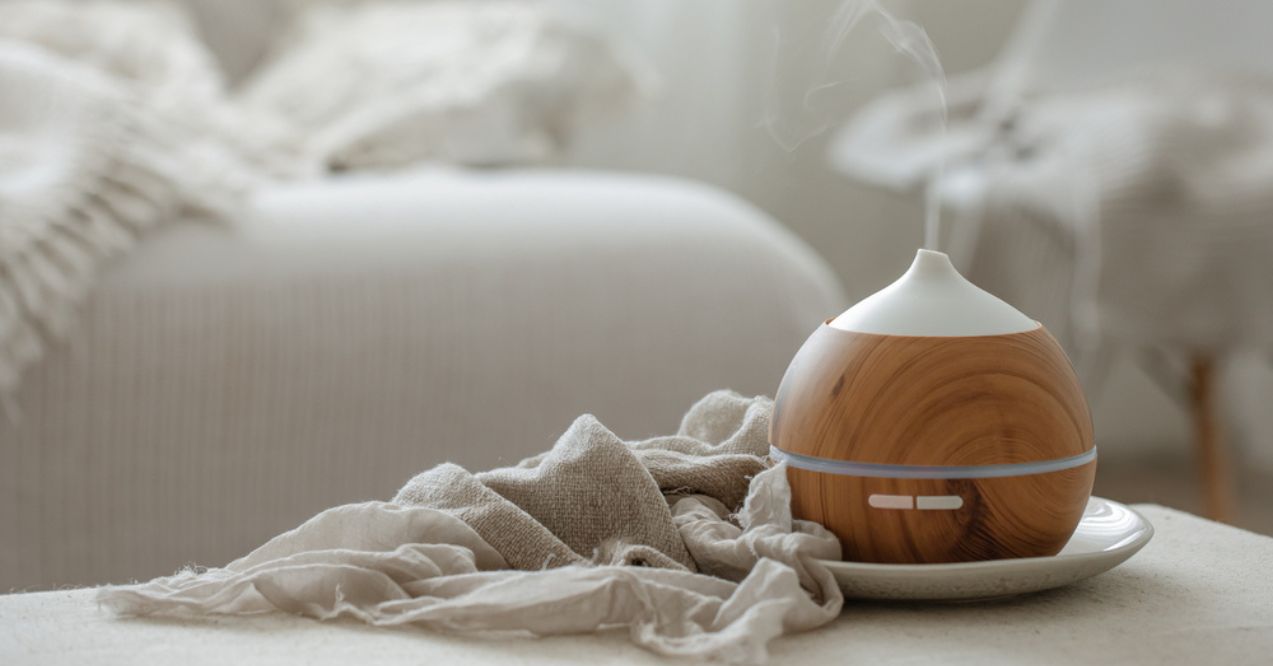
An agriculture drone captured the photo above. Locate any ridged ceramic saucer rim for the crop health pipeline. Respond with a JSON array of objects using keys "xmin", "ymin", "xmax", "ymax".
[{"xmin": 820, "ymin": 497, "xmax": 1154, "ymax": 601}]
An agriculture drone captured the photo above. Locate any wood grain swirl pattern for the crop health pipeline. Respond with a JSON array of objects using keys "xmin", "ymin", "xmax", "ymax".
[
  {"xmin": 771, "ymin": 324, "xmax": 1095, "ymax": 563},
  {"xmin": 772, "ymin": 325, "xmax": 1093, "ymax": 465}
]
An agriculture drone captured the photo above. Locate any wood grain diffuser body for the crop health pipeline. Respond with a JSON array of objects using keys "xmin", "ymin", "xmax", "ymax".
[{"xmin": 771, "ymin": 249, "xmax": 1096, "ymax": 563}]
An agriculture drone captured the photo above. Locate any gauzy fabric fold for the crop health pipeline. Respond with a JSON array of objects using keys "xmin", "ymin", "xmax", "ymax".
[{"xmin": 98, "ymin": 391, "xmax": 844, "ymax": 664}]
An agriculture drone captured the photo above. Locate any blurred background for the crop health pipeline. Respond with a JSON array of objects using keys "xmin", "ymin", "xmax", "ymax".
[{"xmin": 2, "ymin": 0, "xmax": 1271, "ymax": 590}]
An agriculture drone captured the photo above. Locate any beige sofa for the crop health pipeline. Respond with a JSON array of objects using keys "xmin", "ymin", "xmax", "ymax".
[{"xmin": 0, "ymin": 168, "xmax": 843, "ymax": 590}]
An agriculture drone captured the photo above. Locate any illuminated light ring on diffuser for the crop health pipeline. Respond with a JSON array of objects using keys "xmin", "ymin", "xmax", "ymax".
[{"xmin": 770, "ymin": 445, "xmax": 1098, "ymax": 479}]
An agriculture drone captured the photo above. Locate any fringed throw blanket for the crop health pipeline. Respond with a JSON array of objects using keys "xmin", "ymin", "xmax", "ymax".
[
  {"xmin": 0, "ymin": 0, "xmax": 259, "ymax": 395},
  {"xmin": 0, "ymin": 0, "xmax": 647, "ymax": 397},
  {"xmin": 99, "ymin": 391, "xmax": 844, "ymax": 664},
  {"xmin": 0, "ymin": 42, "xmax": 246, "ymax": 395}
]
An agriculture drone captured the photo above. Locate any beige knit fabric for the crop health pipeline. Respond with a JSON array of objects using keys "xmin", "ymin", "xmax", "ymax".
[{"xmin": 98, "ymin": 391, "xmax": 844, "ymax": 664}]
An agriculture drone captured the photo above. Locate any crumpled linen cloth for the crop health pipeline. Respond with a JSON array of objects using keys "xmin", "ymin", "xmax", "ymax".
[
  {"xmin": 98, "ymin": 391, "xmax": 844, "ymax": 664},
  {"xmin": 835, "ymin": 69, "xmax": 1273, "ymax": 355}
]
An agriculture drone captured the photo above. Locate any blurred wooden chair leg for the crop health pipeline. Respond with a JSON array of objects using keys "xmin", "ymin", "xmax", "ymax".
[{"xmin": 1190, "ymin": 355, "xmax": 1236, "ymax": 523}]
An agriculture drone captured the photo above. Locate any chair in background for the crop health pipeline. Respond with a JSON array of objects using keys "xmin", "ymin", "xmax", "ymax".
[{"xmin": 834, "ymin": 0, "xmax": 1273, "ymax": 522}]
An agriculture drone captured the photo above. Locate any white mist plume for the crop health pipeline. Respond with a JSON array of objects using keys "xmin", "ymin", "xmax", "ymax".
[{"xmin": 762, "ymin": 0, "xmax": 948, "ymax": 248}]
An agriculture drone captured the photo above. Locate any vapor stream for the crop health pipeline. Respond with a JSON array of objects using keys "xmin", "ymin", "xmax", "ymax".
[{"xmin": 762, "ymin": 0, "xmax": 948, "ymax": 248}]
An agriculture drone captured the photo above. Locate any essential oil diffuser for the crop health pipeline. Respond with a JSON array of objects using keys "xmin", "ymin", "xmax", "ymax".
[{"xmin": 770, "ymin": 249, "xmax": 1096, "ymax": 564}]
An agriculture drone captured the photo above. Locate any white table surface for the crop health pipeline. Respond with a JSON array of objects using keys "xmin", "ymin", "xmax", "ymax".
[{"xmin": 2, "ymin": 505, "xmax": 1271, "ymax": 665}]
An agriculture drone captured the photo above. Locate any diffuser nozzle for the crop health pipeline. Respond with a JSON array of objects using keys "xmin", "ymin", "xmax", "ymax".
[{"xmin": 829, "ymin": 249, "xmax": 1037, "ymax": 337}]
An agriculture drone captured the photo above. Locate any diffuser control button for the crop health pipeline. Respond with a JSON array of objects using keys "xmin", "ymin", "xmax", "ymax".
[
  {"xmin": 916, "ymin": 495, "xmax": 965, "ymax": 510},
  {"xmin": 868, "ymin": 494, "xmax": 914, "ymax": 510}
]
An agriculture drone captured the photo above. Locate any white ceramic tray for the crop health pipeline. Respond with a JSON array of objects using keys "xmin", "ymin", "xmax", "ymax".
[{"xmin": 821, "ymin": 496, "xmax": 1153, "ymax": 601}]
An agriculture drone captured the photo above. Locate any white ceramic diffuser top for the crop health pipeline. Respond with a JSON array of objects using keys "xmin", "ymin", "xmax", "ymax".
[{"xmin": 830, "ymin": 249, "xmax": 1038, "ymax": 336}]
